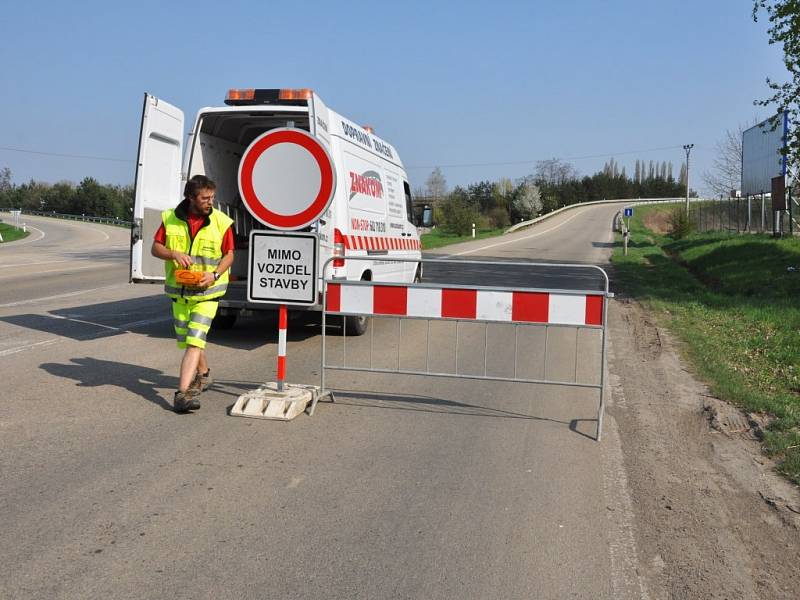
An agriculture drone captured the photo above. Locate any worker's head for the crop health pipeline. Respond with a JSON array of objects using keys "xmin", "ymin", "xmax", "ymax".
[{"xmin": 184, "ymin": 175, "xmax": 217, "ymax": 216}]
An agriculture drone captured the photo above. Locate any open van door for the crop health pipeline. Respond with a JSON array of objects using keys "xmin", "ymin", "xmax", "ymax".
[{"xmin": 130, "ymin": 93, "xmax": 184, "ymax": 282}]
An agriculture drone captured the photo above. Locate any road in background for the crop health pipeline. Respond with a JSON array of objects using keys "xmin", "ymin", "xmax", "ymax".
[
  {"xmin": 424, "ymin": 204, "xmax": 617, "ymax": 291},
  {"xmin": 0, "ymin": 204, "xmax": 642, "ymax": 599}
]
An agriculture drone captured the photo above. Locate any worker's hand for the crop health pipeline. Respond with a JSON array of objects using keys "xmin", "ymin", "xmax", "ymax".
[
  {"xmin": 197, "ymin": 272, "xmax": 216, "ymax": 288},
  {"xmin": 171, "ymin": 252, "xmax": 194, "ymax": 268}
]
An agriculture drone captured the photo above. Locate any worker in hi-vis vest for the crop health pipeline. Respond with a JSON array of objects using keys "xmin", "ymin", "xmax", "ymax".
[{"xmin": 151, "ymin": 175, "xmax": 235, "ymax": 412}]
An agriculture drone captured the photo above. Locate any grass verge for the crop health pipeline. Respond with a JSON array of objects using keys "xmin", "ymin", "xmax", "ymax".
[
  {"xmin": 612, "ymin": 203, "xmax": 800, "ymax": 484},
  {"xmin": 421, "ymin": 227, "xmax": 505, "ymax": 250},
  {"xmin": 0, "ymin": 222, "xmax": 30, "ymax": 243}
]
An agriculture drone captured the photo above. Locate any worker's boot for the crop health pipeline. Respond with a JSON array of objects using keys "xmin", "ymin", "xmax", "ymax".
[
  {"xmin": 173, "ymin": 390, "xmax": 201, "ymax": 413},
  {"xmin": 188, "ymin": 369, "xmax": 213, "ymax": 394}
]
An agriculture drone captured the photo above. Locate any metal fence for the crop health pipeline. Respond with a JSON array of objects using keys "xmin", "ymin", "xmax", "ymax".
[
  {"xmin": 689, "ymin": 196, "xmax": 797, "ymax": 236},
  {"xmin": 313, "ymin": 257, "xmax": 612, "ymax": 441},
  {"xmin": 0, "ymin": 208, "xmax": 131, "ymax": 228}
]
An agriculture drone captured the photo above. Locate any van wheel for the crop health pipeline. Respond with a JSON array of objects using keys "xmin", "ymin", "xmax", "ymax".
[
  {"xmin": 344, "ymin": 314, "xmax": 368, "ymax": 336},
  {"xmin": 212, "ymin": 312, "xmax": 238, "ymax": 330}
]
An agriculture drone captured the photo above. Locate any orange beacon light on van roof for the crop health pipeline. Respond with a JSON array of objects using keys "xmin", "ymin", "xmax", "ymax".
[
  {"xmin": 225, "ymin": 88, "xmax": 255, "ymax": 102},
  {"xmin": 278, "ymin": 88, "xmax": 313, "ymax": 100},
  {"xmin": 224, "ymin": 88, "xmax": 313, "ymax": 105}
]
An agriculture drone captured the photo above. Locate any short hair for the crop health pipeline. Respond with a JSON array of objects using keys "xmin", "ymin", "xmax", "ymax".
[{"xmin": 184, "ymin": 175, "xmax": 217, "ymax": 200}]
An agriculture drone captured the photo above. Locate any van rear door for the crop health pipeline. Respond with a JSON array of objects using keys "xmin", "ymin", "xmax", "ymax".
[{"xmin": 130, "ymin": 93, "xmax": 184, "ymax": 282}]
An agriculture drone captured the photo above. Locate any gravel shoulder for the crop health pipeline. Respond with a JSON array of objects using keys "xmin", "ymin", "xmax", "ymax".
[{"xmin": 607, "ymin": 297, "xmax": 800, "ymax": 599}]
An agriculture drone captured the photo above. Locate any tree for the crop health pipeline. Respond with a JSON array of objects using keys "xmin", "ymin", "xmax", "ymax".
[
  {"xmin": 753, "ymin": 1, "xmax": 800, "ymax": 174},
  {"xmin": 439, "ymin": 186, "xmax": 480, "ymax": 236},
  {"xmin": 512, "ymin": 181, "xmax": 542, "ymax": 220},
  {"xmin": 534, "ymin": 158, "xmax": 578, "ymax": 185},
  {"xmin": 466, "ymin": 180, "xmax": 495, "ymax": 213},
  {"xmin": 492, "ymin": 177, "xmax": 514, "ymax": 211},
  {"xmin": 0, "ymin": 167, "xmax": 11, "ymax": 193},
  {"xmin": 425, "ymin": 167, "xmax": 447, "ymax": 203},
  {"xmin": 702, "ymin": 126, "xmax": 745, "ymax": 196}
]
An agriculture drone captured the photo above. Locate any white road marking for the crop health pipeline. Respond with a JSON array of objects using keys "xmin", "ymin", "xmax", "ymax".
[
  {"xmin": 445, "ymin": 208, "xmax": 588, "ymax": 257},
  {"xmin": 0, "ymin": 260, "xmax": 71, "ymax": 269},
  {"xmin": 0, "ymin": 264, "xmax": 101, "ymax": 279},
  {"xmin": 0, "ymin": 338, "xmax": 61, "ymax": 357},
  {"xmin": 0, "ymin": 315, "xmax": 171, "ymax": 357},
  {"xmin": 49, "ymin": 314, "xmax": 121, "ymax": 331},
  {"xmin": 0, "ymin": 284, "xmax": 127, "ymax": 309},
  {"xmin": 3, "ymin": 225, "xmax": 46, "ymax": 245}
]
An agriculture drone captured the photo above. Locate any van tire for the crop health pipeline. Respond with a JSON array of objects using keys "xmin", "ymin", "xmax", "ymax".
[
  {"xmin": 344, "ymin": 314, "xmax": 368, "ymax": 336},
  {"xmin": 212, "ymin": 312, "xmax": 238, "ymax": 330}
]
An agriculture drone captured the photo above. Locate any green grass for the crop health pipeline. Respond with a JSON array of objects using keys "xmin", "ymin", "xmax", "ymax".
[
  {"xmin": 0, "ymin": 222, "xmax": 29, "ymax": 243},
  {"xmin": 612, "ymin": 203, "xmax": 800, "ymax": 483},
  {"xmin": 421, "ymin": 227, "xmax": 505, "ymax": 250}
]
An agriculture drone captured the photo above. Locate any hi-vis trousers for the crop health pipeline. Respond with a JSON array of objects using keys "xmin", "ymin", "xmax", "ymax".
[{"xmin": 172, "ymin": 299, "xmax": 218, "ymax": 349}]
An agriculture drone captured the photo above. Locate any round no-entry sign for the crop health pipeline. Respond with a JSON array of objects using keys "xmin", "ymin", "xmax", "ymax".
[{"xmin": 238, "ymin": 128, "xmax": 337, "ymax": 230}]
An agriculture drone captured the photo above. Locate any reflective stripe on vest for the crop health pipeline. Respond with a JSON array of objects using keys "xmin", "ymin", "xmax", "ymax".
[{"xmin": 161, "ymin": 207, "xmax": 234, "ymax": 302}]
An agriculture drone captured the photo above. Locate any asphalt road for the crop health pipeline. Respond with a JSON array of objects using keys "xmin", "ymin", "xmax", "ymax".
[{"xmin": 0, "ymin": 205, "xmax": 641, "ymax": 599}]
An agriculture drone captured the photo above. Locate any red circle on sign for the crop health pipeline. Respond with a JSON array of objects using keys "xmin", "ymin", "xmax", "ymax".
[{"xmin": 238, "ymin": 128, "xmax": 336, "ymax": 230}]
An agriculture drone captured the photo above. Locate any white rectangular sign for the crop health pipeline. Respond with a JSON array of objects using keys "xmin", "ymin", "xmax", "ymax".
[
  {"xmin": 742, "ymin": 112, "xmax": 788, "ymax": 197},
  {"xmin": 248, "ymin": 231, "xmax": 318, "ymax": 305}
]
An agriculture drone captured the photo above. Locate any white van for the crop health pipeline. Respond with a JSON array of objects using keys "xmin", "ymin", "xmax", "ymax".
[{"xmin": 130, "ymin": 88, "xmax": 422, "ymax": 333}]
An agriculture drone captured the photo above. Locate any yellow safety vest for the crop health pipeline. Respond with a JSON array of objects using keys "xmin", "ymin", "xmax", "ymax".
[{"xmin": 161, "ymin": 202, "xmax": 233, "ymax": 301}]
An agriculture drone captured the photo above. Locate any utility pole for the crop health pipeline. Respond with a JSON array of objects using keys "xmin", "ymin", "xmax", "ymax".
[{"xmin": 683, "ymin": 144, "xmax": 694, "ymax": 214}]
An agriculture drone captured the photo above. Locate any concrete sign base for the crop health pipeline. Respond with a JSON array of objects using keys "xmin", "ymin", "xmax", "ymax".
[{"xmin": 230, "ymin": 382, "xmax": 316, "ymax": 421}]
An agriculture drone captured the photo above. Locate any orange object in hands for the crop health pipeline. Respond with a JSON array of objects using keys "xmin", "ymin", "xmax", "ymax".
[{"xmin": 175, "ymin": 270, "xmax": 205, "ymax": 287}]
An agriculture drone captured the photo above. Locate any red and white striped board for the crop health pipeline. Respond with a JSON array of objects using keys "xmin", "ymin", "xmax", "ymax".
[
  {"xmin": 344, "ymin": 235, "xmax": 420, "ymax": 251},
  {"xmin": 326, "ymin": 283, "xmax": 604, "ymax": 326}
]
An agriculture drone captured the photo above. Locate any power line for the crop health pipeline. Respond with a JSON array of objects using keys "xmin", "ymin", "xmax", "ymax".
[
  {"xmin": 0, "ymin": 141, "xmax": 690, "ymax": 171},
  {"xmin": 0, "ymin": 145, "xmax": 134, "ymax": 163},
  {"xmin": 406, "ymin": 145, "xmax": 687, "ymax": 170}
]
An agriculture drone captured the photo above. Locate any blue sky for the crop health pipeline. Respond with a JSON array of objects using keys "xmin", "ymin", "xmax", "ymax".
[{"xmin": 0, "ymin": 0, "xmax": 787, "ymax": 195}]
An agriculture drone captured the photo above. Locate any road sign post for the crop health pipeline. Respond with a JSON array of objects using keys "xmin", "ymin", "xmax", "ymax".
[{"xmin": 232, "ymin": 129, "xmax": 336, "ymax": 419}]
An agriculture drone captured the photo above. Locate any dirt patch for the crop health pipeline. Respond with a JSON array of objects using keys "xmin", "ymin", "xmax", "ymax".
[
  {"xmin": 607, "ymin": 298, "xmax": 800, "ymax": 600},
  {"xmin": 642, "ymin": 211, "xmax": 671, "ymax": 236}
]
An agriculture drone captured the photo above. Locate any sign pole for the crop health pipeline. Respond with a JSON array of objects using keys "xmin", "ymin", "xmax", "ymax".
[
  {"xmin": 230, "ymin": 127, "xmax": 335, "ymax": 420},
  {"xmin": 277, "ymin": 304, "xmax": 287, "ymax": 392}
]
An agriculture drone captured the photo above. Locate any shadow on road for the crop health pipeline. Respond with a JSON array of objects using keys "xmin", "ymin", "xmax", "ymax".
[
  {"xmin": 1, "ymin": 296, "xmax": 320, "ymax": 350},
  {"xmin": 39, "ymin": 357, "xmax": 175, "ymax": 411},
  {"xmin": 329, "ymin": 389, "xmax": 596, "ymax": 437}
]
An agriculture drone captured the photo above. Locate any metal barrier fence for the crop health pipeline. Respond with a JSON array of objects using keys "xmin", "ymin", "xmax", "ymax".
[
  {"xmin": 689, "ymin": 197, "xmax": 797, "ymax": 236},
  {"xmin": 313, "ymin": 257, "xmax": 612, "ymax": 441}
]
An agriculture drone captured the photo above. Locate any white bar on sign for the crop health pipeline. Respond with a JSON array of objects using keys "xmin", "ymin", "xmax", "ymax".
[
  {"xmin": 341, "ymin": 284, "xmax": 373, "ymax": 315},
  {"xmin": 548, "ymin": 294, "xmax": 586, "ymax": 325},
  {"xmin": 476, "ymin": 291, "xmax": 512, "ymax": 322},
  {"xmin": 407, "ymin": 287, "xmax": 442, "ymax": 318}
]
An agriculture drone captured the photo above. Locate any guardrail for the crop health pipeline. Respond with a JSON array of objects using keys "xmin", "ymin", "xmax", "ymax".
[
  {"xmin": 314, "ymin": 256, "xmax": 612, "ymax": 441},
  {"xmin": 504, "ymin": 197, "xmax": 705, "ymax": 234},
  {"xmin": 0, "ymin": 209, "xmax": 131, "ymax": 228}
]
